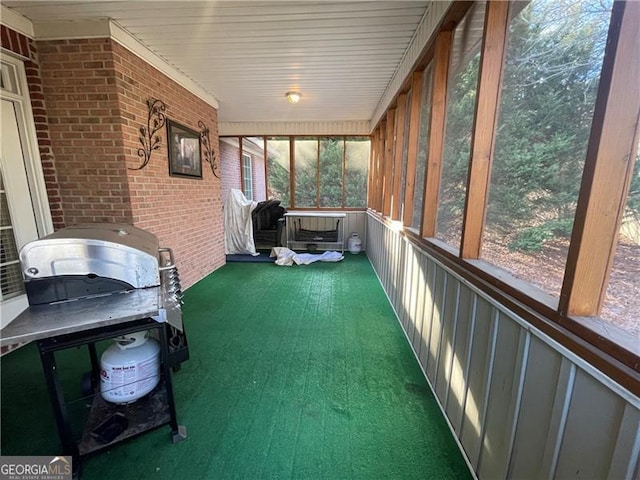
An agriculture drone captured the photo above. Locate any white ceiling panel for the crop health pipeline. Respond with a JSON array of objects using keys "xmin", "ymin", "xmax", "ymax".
[{"xmin": 3, "ymin": 0, "xmax": 433, "ymax": 133}]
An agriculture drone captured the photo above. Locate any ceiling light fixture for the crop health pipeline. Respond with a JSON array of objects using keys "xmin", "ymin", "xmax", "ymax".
[{"xmin": 286, "ymin": 91, "xmax": 301, "ymax": 104}]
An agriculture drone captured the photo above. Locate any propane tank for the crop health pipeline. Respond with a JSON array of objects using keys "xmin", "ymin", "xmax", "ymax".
[
  {"xmin": 100, "ymin": 331, "xmax": 160, "ymax": 404},
  {"xmin": 348, "ymin": 232, "xmax": 362, "ymax": 254}
]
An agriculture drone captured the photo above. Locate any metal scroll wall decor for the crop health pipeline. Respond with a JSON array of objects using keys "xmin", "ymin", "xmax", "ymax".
[
  {"xmin": 198, "ymin": 121, "xmax": 220, "ymax": 178},
  {"xmin": 130, "ymin": 98, "xmax": 167, "ymax": 170}
]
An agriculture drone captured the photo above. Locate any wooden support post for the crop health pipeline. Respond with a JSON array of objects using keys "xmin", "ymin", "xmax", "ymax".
[
  {"xmin": 392, "ymin": 93, "xmax": 408, "ymax": 221},
  {"xmin": 421, "ymin": 31, "xmax": 452, "ymax": 238},
  {"xmin": 460, "ymin": 1, "xmax": 510, "ymax": 258},
  {"xmin": 403, "ymin": 71, "xmax": 424, "ymax": 227},
  {"xmin": 383, "ymin": 110, "xmax": 396, "ymax": 217}
]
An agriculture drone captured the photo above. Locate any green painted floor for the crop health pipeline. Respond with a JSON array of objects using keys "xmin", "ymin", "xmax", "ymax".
[{"xmin": 1, "ymin": 254, "xmax": 470, "ymax": 479}]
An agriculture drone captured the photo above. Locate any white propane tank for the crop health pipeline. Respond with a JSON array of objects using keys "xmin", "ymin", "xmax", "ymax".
[
  {"xmin": 100, "ymin": 331, "xmax": 160, "ymax": 404},
  {"xmin": 348, "ymin": 232, "xmax": 362, "ymax": 254}
]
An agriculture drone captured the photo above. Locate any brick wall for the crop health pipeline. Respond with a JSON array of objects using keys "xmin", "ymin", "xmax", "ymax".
[
  {"xmin": 111, "ymin": 41, "xmax": 224, "ymax": 287},
  {"xmin": 35, "ymin": 37, "xmax": 223, "ymax": 288},
  {"xmin": 37, "ymin": 38, "xmax": 133, "ymax": 226},
  {"xmin": 1, "ymin": 30, "xmax": 223, "ymax": 287},
  {"xmin": 253, "ymin": 152, "xmax": 266, "ymax": 202},
  {"xmin": 220, "ymin": 138, "xmax": 267, "ymax": 203},
  {"xmin": 0, "ymin": 25, "xmax": 63, "ymax": 229},
  {"xmin": 220, "ymin": 140, "xmax": 242, "ymax": 205}
]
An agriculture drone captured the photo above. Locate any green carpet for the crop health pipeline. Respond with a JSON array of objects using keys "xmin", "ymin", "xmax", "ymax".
[{"xmin": 1, "ymin": 254, "xmax": 470, "ymax": 479}]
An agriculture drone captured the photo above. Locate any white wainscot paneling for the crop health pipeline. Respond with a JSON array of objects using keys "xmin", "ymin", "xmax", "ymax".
[{"xmin": 365, "ymin": 212, "xmax": 640, "ymax": 480}]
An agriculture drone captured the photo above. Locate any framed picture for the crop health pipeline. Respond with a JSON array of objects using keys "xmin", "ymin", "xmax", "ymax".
[{"xmin": 167, "ymin": 120, "xmax": 202, "ymax": 178}]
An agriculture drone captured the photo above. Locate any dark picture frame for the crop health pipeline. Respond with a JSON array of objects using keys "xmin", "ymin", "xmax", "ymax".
[{"xmin": 167, "ymin": 119, "xmax": 202, "ymax": 178}]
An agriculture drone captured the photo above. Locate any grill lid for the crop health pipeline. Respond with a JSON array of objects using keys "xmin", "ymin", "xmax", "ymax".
[{"xmin": 20, "ymin": 223, "xmax": 160, "ymax": 289}]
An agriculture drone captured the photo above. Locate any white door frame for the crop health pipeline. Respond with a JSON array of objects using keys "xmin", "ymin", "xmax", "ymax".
[
  {"xmin": 1, "ymin": 52, "xmax": 53, "ymax": 237},
  {"xmin": 1, "ymin": 53, "xmax": 53, "ymax": 328}
]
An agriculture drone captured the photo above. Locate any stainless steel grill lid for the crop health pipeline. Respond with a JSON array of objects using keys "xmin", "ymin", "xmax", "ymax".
[{"xmin": 20, "ymin": 224, "xmax": 161, "ymax": 304}]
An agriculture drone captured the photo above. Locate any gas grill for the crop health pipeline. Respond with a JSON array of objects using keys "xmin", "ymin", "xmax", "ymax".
[
  {"xmin": 0, "ymin": 223, "xmax": 189, "ymax": 477},
  {"xmin": 2, "ymin": 223, "xmax": 188, "ymax": 355}
]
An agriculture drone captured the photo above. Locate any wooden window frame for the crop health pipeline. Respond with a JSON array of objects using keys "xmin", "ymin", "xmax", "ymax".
[
  {"xmin": 421, "ymin": 31, "xmax": 452, "ymax": 238},
  {"xmin": 382, "ymin": 110, "xmax": 396, "ymax": 217},
  {"xmin": 368, "ymin": 0, "xmax": 640, "ymax": 392},
  {"xmin": 460, "ymin": 0, "xmax": 509, "ymax": 259},
  {"xmin": 376, "ymin": 122, "xmax": 386, "ymax": 212},
  {"xmin": 391, "ymin": 93, "xmax": 408, "ymax": 221},
  {"xmin": 402, "ymin": 72, "xmax": 424, "ymax": 226}
]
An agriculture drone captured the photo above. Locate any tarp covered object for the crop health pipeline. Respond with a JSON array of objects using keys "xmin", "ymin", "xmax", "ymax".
[{"xmin": 224, "ymin": 189, "xmax": 258, "ymax": 255}]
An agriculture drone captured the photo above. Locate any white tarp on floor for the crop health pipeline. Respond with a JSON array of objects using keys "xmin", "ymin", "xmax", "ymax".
[{"xmin": 270, "ymin": 247, "xmax": 343, "ymax": 266}]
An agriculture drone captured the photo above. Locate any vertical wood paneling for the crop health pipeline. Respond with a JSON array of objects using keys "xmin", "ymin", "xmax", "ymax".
[
  {"xmin": 477, "ymin": 314, "xmax": 526, "ymax": 479},
  {"xmin": 460, "ymin": 299, "xmax": 497, "ymax": 469},
  {"xmin": 342, "ymin": 211, "xmax": 367, "ymax": 250},
  {"xmin": 541, "ymin": 360, "xmax": 576, "ymax": 479},
  {"xmin": 401, "ymin": 243, "xmax": 413, "ymax": 331},
  {"xmin": 555, "ymin": 370, "xmax": 627, "ymax": 479},
  {"xmin": 365, "ymin": 213, "xmax": 640, "ymax": 480},
  {"xmin": 391, "ymin": 233, "xmax": 401, "ymax": 308},
  {"xmin": 508, "ymin": 336, "xmax": 564, "ymax": 480},
  {"xmin": 412, "ymin": 252, "xmax": 428, "ymax": 355},
  {"xmin": 607, "ymin": 404, "xmax": 640, "ymax": 480},
  {"xmin": 446, "ymin": 285, "xmax": 476, "ymax": 434},
  {"xmin": 426, "ymin": 265, "xmax": 446, "ymax": 380},
  {"xmin": 419, "ymin": 260, "xmax": 437, "ymax": 369},
  {"xmin": 407, "ymin": 247, "xmax": 421, "ymax": 342},
  {"xmin": 435, "ymin": 274, "xmax": 459, "ymax": 402}
]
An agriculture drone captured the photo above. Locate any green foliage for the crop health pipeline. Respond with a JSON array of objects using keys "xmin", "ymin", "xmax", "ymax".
[
  {"xmin": 294, "ymin": 139, "xmax": 318, "ymax": 207},
  {"xmin": 438, "ymin": 53, "xmax": 481, "ymax": 239},
  {"xmin": 508, "ymin": 226, "xmax": 554, "ymax": 252},
  {"xmin": 483, "ymin": 0, "xmax": 614, "ymax": 250},
  {"xmin": 625, "ymin": 151, "xmax": 640, "ymax": 222},
  {"xmin": 267, "ymin": 157, "xmax": 290, "ymax": 207},
  {"xmin": 319, "ymin": 138, "xmax": 344, "ymax": 207},
  {"xmin": 266, "ymin": 140, "xmax": 291, "ymax": 207},
  {"xmin": 268, "ymin": 137, "xmax": 368, "ymax": 208}
]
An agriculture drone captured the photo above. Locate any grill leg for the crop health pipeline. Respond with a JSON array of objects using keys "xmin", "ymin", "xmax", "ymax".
[
  {"xmin": 158, "ymin": 324, "xmax": 187, "ymax": 443},
  {"xmin": 38, "ymin": 343, "xmax": 81, "ymax": 477}
]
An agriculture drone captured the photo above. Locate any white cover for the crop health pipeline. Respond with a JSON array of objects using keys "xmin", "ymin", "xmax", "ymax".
[
  {"xmin": 270, "ymin": 247, "xmax": 344, "ymax": 266},
  {"xmin": 224, "ymin": 189, "xmax": 258, "ymax": 255}
]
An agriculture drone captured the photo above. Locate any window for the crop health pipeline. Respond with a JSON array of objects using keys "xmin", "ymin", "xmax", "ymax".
[
  {"xmin": 436, "ymin": 2, "xmax": 485, "ymax": 248},
  {"xmin": 344, "ymin": 138, "xmax": 369, "ymax": 208},
  {"xmin": 228, "ymin": 136, "xmax": 369, "ymax": 209},
  {"xmin": 412, "ymin": 62, "xmax": 434, "ymax": 231},
  {"xmin": 294, "ymin": 138, "xmax": 318, "ymax": 207},
  {"xmin": 481, "ymin": 0, "xmax": 613, "ymax": 298},
  {"xmin": 266, "ymin": 137, "xmax": 290, "ymax": 207},
  {"xmin": 603, "ymin": 139, "xmax": 640, "ymax": 339},
  {"xmin": 0, "ymin": 62, "xmax": 19, "ymax": 95},
  {"xmin": 244, "ymin": 137, "xmax": 266, "ymax": 202},
  {"xmin": 242, "ymin": 153, "xmax": 252, "ymax": 200},
  {"xmin": 293, "ymin": 137, "xmax": 369, "ymax": 208},
  {"xmin": 398, "ymin": 93, "xmax": 411, "ymax": 219},
  {"xmin": 319, "ymin": 138, "xmax": 344, "ymax": 208},
  {"xmin": 0, "ymin": 171, "xmax": 24, "ymax": 302}
]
